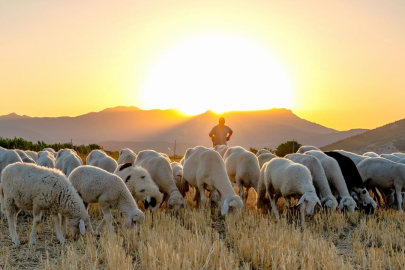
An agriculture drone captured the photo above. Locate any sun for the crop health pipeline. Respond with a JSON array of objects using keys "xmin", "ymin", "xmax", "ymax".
[{"xmin": 140, "ymin": 34, "xmax": 292, "ymax": 115}]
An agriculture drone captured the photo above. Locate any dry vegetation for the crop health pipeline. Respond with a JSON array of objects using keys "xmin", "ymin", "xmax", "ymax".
[{"xmin": 2, "ymin": 158, "xmax": 405, "ymax": 270}]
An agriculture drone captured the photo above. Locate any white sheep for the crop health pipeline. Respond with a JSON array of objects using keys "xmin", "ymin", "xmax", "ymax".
[
  {"xmin": 285, "ymin": 153, "xmax": 338, "ymax": 210},
  {"xmin": 25, "ymin": 150, "xmax": 38, "ymax": 161},
  {"xmin": 15, "ymin": 149, "xmax": 35, "ymax": 163},
  {"xmin": 257, "ymin": 158, "xmax": 321, "ymax": 228},
  {"xmin": 170, "ymin": 162, "xmax": 189, "ymax": 197},
  {"xmin": 258, "ymin": 153, "xmax": 277, "ymax": 168},
  {"xmin": 0, "ymin": 163, "xmax": 92, "ymax": 245},
  {"xmin": 36, "ymin": 150, "xmax": 56, "ymax": 168},
  {"xmin": 43, "ymin": 147, "xmax": 57, "ymax": 158},
  {"xmin": 305, "ymin": 150, "xmax": 357, "ymax": 212},
  {"xmin": 214, "ymin": 145, "xmax": 228, "ymax": 158},
  {"xmin": 357, "ymin": 157, "xmax": 405, "ymax": 213},
  {"xmin": 69, "ymin": 165, "xmax": 145, "ymax": 233},
  {"xmin": 223, "ymin": 146, "xmax": 260, "ymax": 203},
  {"xmin": 297, "ymin": 145, "xmax": 320, "ymax": 154},
  {"xmin": 256, "ymin": 149, "xmax": 270, "ymax": 157},
  {"xmin": 335, "ymin": 150, "xmax": 369, "ymax": 166},
  {"xmin": 363, "ymin": 152, "xmax": 379, "ymax": 158},
  {"xmin": 114, "ymin": 163, "xmax": 163, "ymax": 211},
  {"xmin": 135, "ymin": 150, "xmax": 186, "ymax": 210},
  {"xmin": 117, "ymin": 148, "xmax": 137, "ymax": 165},
  {"xmin": 183, "ymin": 146, "xmax": 243, "ymax": 214},
  {"xmin": 86, "ymin": 150, "xmax": 118, "ymax": 173},
  {"xmin": 56, "ymin": 149, "xmax": 82, "ymax": 176},
  {"xmin": 0, "ymin": 149, "xmax": 22, "ymax": 175}
]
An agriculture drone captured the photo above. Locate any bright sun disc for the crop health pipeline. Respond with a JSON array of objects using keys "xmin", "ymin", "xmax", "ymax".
[{"xmin": 141, "ymin": 35, "xmax": 292, "ymax": 115}]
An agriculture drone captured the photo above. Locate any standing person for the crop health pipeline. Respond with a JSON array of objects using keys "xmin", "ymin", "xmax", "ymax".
[{"xmin": 209, "ymin": 117, "xmax": 233, "ymax": 147}]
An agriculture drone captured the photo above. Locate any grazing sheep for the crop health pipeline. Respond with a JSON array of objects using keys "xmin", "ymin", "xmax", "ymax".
[
  {"xmin": 285, "ymin": 153, "xmax": 338, "ymax": 210},
  {"xmin": 335, "ymin": 150, "xmax": 369, "ymax": 166},
  {"xmin": 135, "ymin": 150, "xmax": 186, "ymax": 210},
  {"xmin": 258, "ymin": 153, "xmax": 277, "ymax": 168},
  {"xmin": 56, "ymin": 150, "xmax": 82, "ymax": 176},
  {"xmin": 0, "ymin": 163, "xmax": 92, "ymax": 245},
  {"xmin": 69, "ymin": 165, "xmax": 145, "ymax": 233},
  {"xmin": 183, "ymin": 146, "xmax": 243, "ymax": 214},
  {"xmin": 363, "ymin": 152, "xmax": 379, "ymax": 158},
  {"xmin": 0, "ymin": 149, "xmax": 22, "ymax": 175},
  {"xmin": 170, "ymin": 162, "xmax": 189, "ymax": 197},
  {"xmin": 117, "ymin": 148, "xmax": 137, "ymax": 165},
  {"xmin": 114, "ymin": 163, "xmax": 163, "ymax": 211},
  {"xmin": 380, "ymin": 154, "xmax": 405, "ymax": 164},
  {"xmin": 305, "ymin": 150, "xmax": 357, "ymax": 212},
  {"xmin": 357, "ymin": 158, "xmax": 405, "ymax": 213},
  {"xmin": 43, "ymin": 148, "xmax": 57, "ymax": 158},
  {"xmin": 297, "ymin": 145, "xmax": 320, "ymax": 154},
  {"xmin": 25, "ymin": 150, "xmax": 38, "ymax": 161},
  {"xmin": 256, "ymin": 149, "xmax": 270, "ymax": 157},
  {"xmin": 223, "ymin": 146, "xmax": 260, "ymax": 203},
  {"xmin": 15, "ymin": 150, "xmax": 35, "ymax": 163},
  {"xmin": 86, "ymin": 150, "xmax": 118, "ymax": 173},
  {"xmin": 257, "ymin": 158, "xmax": 321, "ymax": 228},
  {"xmin": 214, "ymin": 145, "xmax": 228, "ymax": 158},
  {"xmin": 325, "ymin": 151, "xmax": 377, "ymax": 210},
  {"xmin": 36, "ymin": 151, "xmax": 56, "ymax": 168}
]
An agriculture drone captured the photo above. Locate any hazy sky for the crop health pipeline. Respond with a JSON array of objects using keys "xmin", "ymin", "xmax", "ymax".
[{"xmin": 1, "ymin": 1, "xmax": 404, "ymax": 130}]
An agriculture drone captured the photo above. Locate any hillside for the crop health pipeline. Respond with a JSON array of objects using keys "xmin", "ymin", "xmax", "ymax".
[
  {"xmin": 321, "ymin": 118, "xmax": 405, "ymax": 154},
  {"xmin": 0, "ymin": 106, "xmax": 367, "ymax": 155}
]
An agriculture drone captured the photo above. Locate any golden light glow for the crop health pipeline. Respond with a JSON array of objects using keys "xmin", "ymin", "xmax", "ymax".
[{"xmin": 141, "ymin": 35, "xmax": 292, "ymax": 115}]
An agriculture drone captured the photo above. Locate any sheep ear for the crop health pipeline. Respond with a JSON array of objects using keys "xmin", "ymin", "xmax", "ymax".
[
  {"xmin": 79, "ymin": 219, "xmax": 86, "ymax": 235},
  {"xmin": 221, "ymin": 199, "xmax": 230, "ymax": 215},
  {"xmin": 119, "ymin": 163, "xmax": 132, "ymax": 171},
  {"xmin": 296, "ymin": 194, "xmax": 306, "ymax": 206}
]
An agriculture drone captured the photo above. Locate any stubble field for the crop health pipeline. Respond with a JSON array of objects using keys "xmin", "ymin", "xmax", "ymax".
[{"xmin": 1, "ymin": 156, "xmax": 405, "ymax": 270}]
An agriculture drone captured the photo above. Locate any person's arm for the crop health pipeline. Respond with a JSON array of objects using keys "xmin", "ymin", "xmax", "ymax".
[
  {"xmin": 226, "ymin": 128, "xmax": 233, "ymax": 141},
  {"xmin": 209, "ymin": 127, "xmax": 215, "ymax": 142}
]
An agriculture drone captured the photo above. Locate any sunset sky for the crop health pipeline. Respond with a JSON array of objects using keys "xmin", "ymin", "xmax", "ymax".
[{"xmin": 0, "ymin": 1, "xmax": 404, "ymax": 130}]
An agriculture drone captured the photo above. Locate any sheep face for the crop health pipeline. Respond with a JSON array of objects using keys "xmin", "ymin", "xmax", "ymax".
[
  {"xmin": 116, "ymin": 164, "xmax": 163, "ymax": 211},
  {"xmin": 124, "ymin": 209, "xmax": 145, "ymax": 232},
  {"xmin": 296, "ymin": 193, "xmax": 322, "ymax": 216},
  {"xmin": 167, "ymin": 191, "xmax": 186, "ymax": 211},
  {"xmin": 355, "ymin": 188, "xmax": 377, "ymax": 209},
  {"xmin": 68, "ymin": 215, "xmax": 91, "ymax": 239},
  {"xmin": 340, "ymin": 196, "xmax": 357, "ymax": 213},
  {"xmin": 221, "ymin": 195, "xmax": 243, "ymax": 215},
  {"xmin": 321, "ymin": 195, "xmax": 338, "ymax": 210}
]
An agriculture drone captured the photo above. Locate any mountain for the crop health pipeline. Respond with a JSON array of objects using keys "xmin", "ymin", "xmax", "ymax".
[
  {"xmin": 0, "ymin": 106, "xmax": 368, "ymax": 155},
  {"xmin": 321, "ymin": 118, "xmax": 405, "ymax": 154}
]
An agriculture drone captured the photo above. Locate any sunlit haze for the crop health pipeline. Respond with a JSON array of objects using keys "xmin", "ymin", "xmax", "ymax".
[{"xmin": 0, "ymin": 1, "xmax": 404, "ymax": 130}]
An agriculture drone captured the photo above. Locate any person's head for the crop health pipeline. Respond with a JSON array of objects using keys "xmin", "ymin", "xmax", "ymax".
[{"xmin": 219, "ymin": 117, "xmax": 225, "ymax": 125}]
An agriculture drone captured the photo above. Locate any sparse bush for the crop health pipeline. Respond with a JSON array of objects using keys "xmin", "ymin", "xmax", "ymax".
[{"xmin": 275, "ymin": 140, "xmax": 302, "ymax": 157}]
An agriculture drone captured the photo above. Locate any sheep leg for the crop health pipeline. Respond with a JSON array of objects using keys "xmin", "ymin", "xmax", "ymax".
[
  {"xmin": 198, "ymin": 185, "xmax": 207, "ymax": 211},
  {"xmin": 300, "ymin": 203, "xmax": 306, "ymax": 229},
  {"xmin": 243, "ymin": 187, "xmax": 250, "ymax": 204},
  {"xmin": 284, "ymin": 198, "xmax": 290, "ymax": 214},
  {"xmin": 395, "ymin": 185, "xmax": 403, "ymax": 213},
  {"xmin": 98, "ymin": 206, "xmax": 113, "ymax": 232},
  {"xmin": 6, "ymin": 211, "xmax": 20, "ymax": 245},
  {"xmin": 193, "ymin": 188, "xmax": 201, "ymax": 208},
  {"xmin": 29, "ymin": 208, "xmax": 42, "ymax": 245},
  {"xmin": 270, "ymin": 196, "xmax": 279, "ymax": 219},
  {"xmin": 61, "ymin": 215, "xmax": 67, "ymax": 236},
  {"xmin": 53, "ymin": 214, "xmax": 65, "ymax": 244}
]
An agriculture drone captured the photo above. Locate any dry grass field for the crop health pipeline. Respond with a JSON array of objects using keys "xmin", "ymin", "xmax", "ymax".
[{"xmin": 2, "ymin": 156, "xmax": 405, "ymax": 269}]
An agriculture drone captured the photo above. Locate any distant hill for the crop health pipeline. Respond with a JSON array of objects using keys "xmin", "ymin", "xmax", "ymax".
[
  {"xmin": 321, "ymin": 118, "xmax": 405, "ymax": 154},
  {"xmin": 0, "ymin": 106, "xmax": 368, "ymax": 155}
]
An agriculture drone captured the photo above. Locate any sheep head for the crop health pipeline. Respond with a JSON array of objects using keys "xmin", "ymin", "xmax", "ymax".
[
  {"xmin": 354, "ymin": 187, "xmax": 377, "ymax": 209},
  {"xmin": 167, "ymin": 190, "xmax": 186, "ymax": 211},
  {"xmin": 68, "ymin": 213, "xmax": 92, "ymax": 240},
  {"xmin": 321, "ymin": 195, "xmax": 338, "ymax": 210},
  {"xmin": 339, "ymin": 196, "xmax": 357, "ymax": 213},
  {"xmin": 115, "ymin": 164, "xmax": 163, "ymax": 211},
  {"xmin": 124, "ymin": 208, "xmax": 145, "ymax": 232},
  {"xmin": 221, "ymin": 195, "xmax": 243, "ymax": 215},
  {"xmin": 296, "ymin": 192, "xmax": 322, "ymax": 216}
]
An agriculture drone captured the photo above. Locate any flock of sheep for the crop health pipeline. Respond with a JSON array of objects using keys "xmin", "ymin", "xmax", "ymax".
[{"xmin": 0, "ymin": 144, "xmax": 404, "ymax": 245}]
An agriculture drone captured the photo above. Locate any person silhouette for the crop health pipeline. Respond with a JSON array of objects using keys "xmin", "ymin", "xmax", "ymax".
[{"xmin": 209, "ymin": 117, "xmax": 233, "ymax": 147}]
